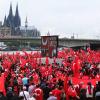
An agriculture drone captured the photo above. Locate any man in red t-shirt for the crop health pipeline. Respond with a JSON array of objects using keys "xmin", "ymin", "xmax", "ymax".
[
  {"xmin": 67, "ymin": 84, "xmax": 80, "ymax": 100},
  {"xmin": 51, "ymin": 85, "xmax": 62, "ymax": 100},
  {"xmin": 34, "ymin": 85, "xmax": 43, "ymax": 100}
]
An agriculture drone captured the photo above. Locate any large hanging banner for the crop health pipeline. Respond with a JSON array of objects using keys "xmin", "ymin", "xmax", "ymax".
[{"xmin": 41, "ymin": 36, "xmax": 58, "ymax": 57}]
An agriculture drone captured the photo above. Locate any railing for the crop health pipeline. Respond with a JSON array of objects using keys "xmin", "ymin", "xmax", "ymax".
[{"xmin": 0, "ymin": 36, "xmax": 41, "ymax": 39}]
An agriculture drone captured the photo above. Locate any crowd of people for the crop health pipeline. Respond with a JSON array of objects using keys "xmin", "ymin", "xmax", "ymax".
[{"xmin": 0, "ymin": 48, "xmax": 100, "ymax": 100}]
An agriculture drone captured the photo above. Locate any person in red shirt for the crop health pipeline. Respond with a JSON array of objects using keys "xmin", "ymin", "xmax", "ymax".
[
  {"xmin": 51, "ymin": 85, "xmax": 62, "ymax": 100},
  {"xmin": 34, "ymin": 84, "xmax": 43, "ymax": 100},
  {"xmin": 67, "ymin": 83, "xmax": 80, "ymax": 100}
]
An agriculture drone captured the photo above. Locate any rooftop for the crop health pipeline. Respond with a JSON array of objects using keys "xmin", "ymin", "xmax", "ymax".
[{"xmin": 20, "ymin": 26, "xmax": 35, "ymax": 30}]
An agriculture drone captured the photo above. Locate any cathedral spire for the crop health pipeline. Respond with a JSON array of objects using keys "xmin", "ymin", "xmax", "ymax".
[
  {"xmin": 6, "ymin": 2, "xmax": 15, "ymax": 35},
  {"xmin": 9, "ymin": 3, "xmax": 13, "ymax": 16},
  {"xmin": 25, "ymin": 16, "xmax": 28, "ymax": 28},
  {"xmin": 6, "ymin": 3, "xmax": 14, "ymax": 27},
  {"xmin": 14, "ymin": 3, "xmax": 21, "ymax": 27},
  {"xmin": 3, "ymin": 15, "xmax": 7, "ymax": 26}
]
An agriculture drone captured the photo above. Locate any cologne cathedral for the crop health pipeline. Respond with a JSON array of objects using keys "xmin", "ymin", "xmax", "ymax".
[
  {"xmin": 3, "ymin": 4, "xmax": 21, "ymax": 36},
  {"xmin": 2, "ymin": 3, "xmax": 40, "ymax": 37}
]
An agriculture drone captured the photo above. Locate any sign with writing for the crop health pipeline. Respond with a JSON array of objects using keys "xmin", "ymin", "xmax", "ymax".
[{"xmin": 41, "ymin": 36, "xmax": 58, "ymax": 57}]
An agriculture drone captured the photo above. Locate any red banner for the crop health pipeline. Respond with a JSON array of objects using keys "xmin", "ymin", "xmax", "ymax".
[{"xmin": 41, "ymin": 36, "xmax": 58, "ymax": 57}]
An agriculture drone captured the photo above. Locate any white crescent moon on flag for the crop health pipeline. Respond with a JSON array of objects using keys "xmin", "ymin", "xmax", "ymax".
[{"xmin": 42, "ymin": 38, "xmax": 48, "ymax": 45}]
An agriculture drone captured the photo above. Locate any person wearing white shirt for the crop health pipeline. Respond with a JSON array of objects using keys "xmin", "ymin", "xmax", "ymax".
[{"xmin": 19, "ymin": 86, "xmax": 30, "ymax": 100}]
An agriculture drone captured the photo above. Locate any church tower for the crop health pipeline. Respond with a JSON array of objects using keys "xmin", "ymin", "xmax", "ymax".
[
  {"xmin": 24, "ymin": 17, "xmax": 28, "ymax": 37},
  {"xmin": 6, "ymin": 3, "xmax": 15, "ymax": 35},
  {"xmin": 14, "ymin": 4, "xmax": 21, "ymax": 28},
  {"xmin": 3, "ymin": 15, "xmax": 7, "ymax": 27},
  {"xmin": 25, "ymin": 16, "xmax": 28, "ymax": 30},
  {"xmin": 6, "ymin": 3, "xmax": 14, "ymax": 27}
]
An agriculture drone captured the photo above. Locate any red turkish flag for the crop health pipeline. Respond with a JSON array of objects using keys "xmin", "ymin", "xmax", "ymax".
[
  {"xmin": 72, "ymin": 56, "xmax": 81, "ymax": 77},
  {"xmin": 45, "ymin": 56, "xmax": 49, "ymax": 65},
  {"xmin": 0, "ymin": 73, "xmax": 6, "ymax": 95}
]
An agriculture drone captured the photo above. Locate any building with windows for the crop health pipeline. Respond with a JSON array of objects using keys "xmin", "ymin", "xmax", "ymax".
[
  {"xmin": 0, "ymin": 26, "xmax": 11, "ymax": 37},
  {"xmin": 20, "ymin": 17, "xmax": 40, "ymax": 37},
  {"xmin": 20, "ymin": 26, "xmax": 40, "ymax": 37}
]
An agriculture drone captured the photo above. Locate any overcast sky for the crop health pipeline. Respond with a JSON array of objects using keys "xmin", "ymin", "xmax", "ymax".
[{"xmin": 0, "ymin": 0, "xmax": 100, "ymax": 39}]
